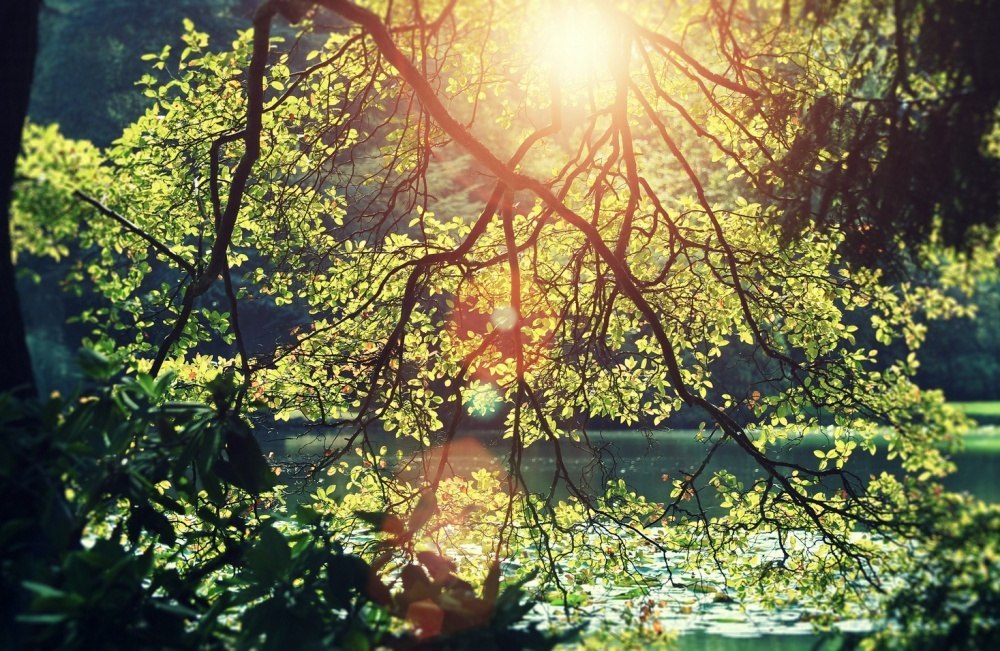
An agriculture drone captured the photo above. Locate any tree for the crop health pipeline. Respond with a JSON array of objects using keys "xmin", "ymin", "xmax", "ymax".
[
  {"xmin": 10, "ymin": 0, "xmax": 999, "ymax": 637},
  {"xmin": 777, "ymin": 0, "xmax": 1000, "ymax": 264},
  {"xmin": 28, "ymin": 0, "xmax": 253, "ymax": 147},
  {"xmin": 1, "ymin": 0, "xmax": 41, "ymax": 397}
]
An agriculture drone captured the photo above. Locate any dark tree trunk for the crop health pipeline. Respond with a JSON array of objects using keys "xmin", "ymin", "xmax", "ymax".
[{"xmin": 0, "ymin": 0, "xmax": 42, "ymax": 397}]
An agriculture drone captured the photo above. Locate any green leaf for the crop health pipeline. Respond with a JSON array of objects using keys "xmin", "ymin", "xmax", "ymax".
[
  {"xmin": 407, "ymin": 491, "xmax": 437, "ymax": 534},
  {"xmin": 77, "ymin": 348, "xmax": 116, "ymax": 381},
  {"xmin": 244, "ymin": 525, "xmax": 291, "ymax": 583},
  {"xmin": 218, "ymin": 418, "xmax": 276, "ymax": 495},
  {"xmin": 21, "ymin": 581, "xmax": 68, "ymax": 599}
]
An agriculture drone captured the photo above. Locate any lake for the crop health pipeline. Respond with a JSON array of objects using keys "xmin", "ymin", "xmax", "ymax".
[
  {"xmin": 263, "ymin": 425, "xmax": 1000, "ymax": 505},
  {"xmin": 261, "ymin": 426, "xmax": 1000, "ymax": 648}
]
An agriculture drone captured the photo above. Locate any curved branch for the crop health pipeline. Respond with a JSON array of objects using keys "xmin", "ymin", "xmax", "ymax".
[
  {"xmin": 73, "ymin": 190, "xmax": 196, "ymax": 276},
  {"xmin": 152, "ymin": 1, "xmax": 279, "ymax": 376}
]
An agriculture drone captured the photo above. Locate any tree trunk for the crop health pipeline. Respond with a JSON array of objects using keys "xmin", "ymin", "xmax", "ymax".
[{"xmin": 0, "ymin": 0, "xmax": 41, "ymax": 397}]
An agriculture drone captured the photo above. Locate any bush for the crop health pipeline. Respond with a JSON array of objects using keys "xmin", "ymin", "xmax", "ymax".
[{"xmin": 0, "ymin": 352, "xmax": 568, "ymax": 650}]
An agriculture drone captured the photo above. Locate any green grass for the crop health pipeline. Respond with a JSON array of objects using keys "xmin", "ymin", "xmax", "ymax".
[
  {"xmin": 956, "ymin": 401, "xmax": 1000, "ymax": 416},
  {"xmin": 954, "ymin": 401, "xmax": 1000, "ymax": 426},
  {"xmin": 960, "ymin": 433, "xmax": 1000, "ymax": 452}
]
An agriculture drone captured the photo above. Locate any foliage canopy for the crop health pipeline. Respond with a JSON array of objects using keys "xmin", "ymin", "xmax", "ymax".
[{"xmin": 7, "ymin": 0, "xmax": 1000, "ymax": 647}]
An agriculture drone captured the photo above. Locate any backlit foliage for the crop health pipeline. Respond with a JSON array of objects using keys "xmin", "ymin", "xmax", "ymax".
[{"xmin": 11, "ymin": 0, "xmax": 999, "ymax": 644}]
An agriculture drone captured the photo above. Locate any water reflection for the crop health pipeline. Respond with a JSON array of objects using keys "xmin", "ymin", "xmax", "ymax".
[
  {"xmin": 512, "ymin": 430, "xmax": 1000, "ymax": 504},
  {"xmin": 260, "ymin": 428, "xmax": 1000, "ymax": 648},
  {"xmin": 262, "ymin": 428, "xmax": 1000, "ymax": 503}
]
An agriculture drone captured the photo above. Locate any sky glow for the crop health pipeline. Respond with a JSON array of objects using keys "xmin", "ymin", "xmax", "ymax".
[{"xmin": 534, "ymin": 2, "xmax": 615, "ymax": 85}]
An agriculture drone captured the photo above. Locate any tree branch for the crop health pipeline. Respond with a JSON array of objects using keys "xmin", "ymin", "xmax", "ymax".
[{"xmin": 73, "ymin": 190, "xmax": 196, "ymax": 276}]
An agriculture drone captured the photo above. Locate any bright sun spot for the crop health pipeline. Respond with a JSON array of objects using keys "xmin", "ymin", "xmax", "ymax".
[
  {"xmin": 490, "ymin": 305, "xmax": 517, "ymax": 331},
  {"xmin": 534, "ymin": 3, "xmax": 615, "ymax": 84}
]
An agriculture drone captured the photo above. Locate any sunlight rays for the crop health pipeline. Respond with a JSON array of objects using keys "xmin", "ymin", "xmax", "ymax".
[{"xmin": 532, "ymin": 2, "xmax": 617, "ymax": 85}]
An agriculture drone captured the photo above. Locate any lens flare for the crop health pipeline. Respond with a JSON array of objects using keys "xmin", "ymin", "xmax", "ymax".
[{"xmin": 533, "ymin": 3, "xmax": 615, "ymax": 84}]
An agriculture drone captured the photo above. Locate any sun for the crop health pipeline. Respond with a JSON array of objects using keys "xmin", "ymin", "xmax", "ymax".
[{"xmin": 533, "ymin": 2, "xmax": 616, "ymax": 85}]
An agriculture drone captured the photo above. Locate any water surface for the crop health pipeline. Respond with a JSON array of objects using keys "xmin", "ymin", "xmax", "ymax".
[{"xmin": 261, "ymin": 427, "xmax": 1000, "ymax": 648}]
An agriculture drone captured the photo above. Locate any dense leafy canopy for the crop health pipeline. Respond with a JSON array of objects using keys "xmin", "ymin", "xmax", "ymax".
[{"xmin": 5, "ymin": 0, "xmax": 1000, "ymax": 648}]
